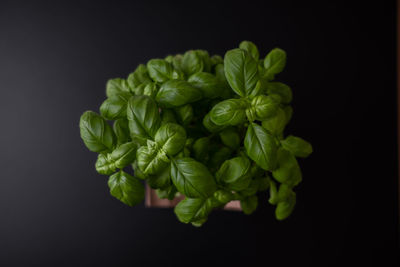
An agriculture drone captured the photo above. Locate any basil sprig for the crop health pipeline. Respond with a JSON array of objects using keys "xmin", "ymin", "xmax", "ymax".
[{"xmin": 79, "ymin": 41, "xmax": 312, "ymax": 226}]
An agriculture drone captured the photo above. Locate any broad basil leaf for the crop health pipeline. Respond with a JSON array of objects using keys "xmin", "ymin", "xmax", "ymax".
[
  {"xmin": 244, "ymin": 123, "xmax": 278, "ymax": 171},
  {"xmin": 265, "ymin": 82, "xmax": 292, "ymax": 104},
  {"xmin": 250, "ymin": 95, "xmax": 279, "ymax": 121},
  {"xmin": 275, "ymin": 184, "xmax": 296, "ymax": 220},
  {"xmin": 281, "ymin": 135, "xmax": 313, "ymax": 158},
  {"xmin": 239, "ymin": 40, "xmax": 259, "ymax": 60},
  {"xmin": 219, "ymin": 127, "xmax": 240, "ymax": 150},
  {"xmin": 261, "ymin": 107, "xmax": 287, "ymax": 136},
  {"xmin": 181, "ymin": 50, "xmax": 204, "ymax": 76},
  {"xmin": 106, "ymin": 78, "xmax": 130, "ymax": 97},
  {"xmin": 95, "ymin": 154, "xmax": 115, "ymax": 175},
  {"xmin": 156, "ymin": 80, "xmax": 202, "ymax": 108},
  {"xmin": 171, "ymin": 157, "xmax": 217, "ymax": 198},
  {"xmin": 203, "ymin": 113, "xmax": 226, "ymax": 133},
  {"xmin": 272, "ymin": 148, "xmax": 302, "ymax": 187},
  {"xmin": 216, "ymin": 157, "xmax": 251, "ymax": 191},
  {"xmin": 194, "ymin": 49, "xmax": 212, "ymax": 73},
  {"xmin": 113, "ymin": 118, "xmax": 131, "ymax": 145},
  {"xmin": 136, "ymin": 140, "xmax": 169, "ymax": 175},
  {"xmin": 263, "ymin": 48, "xmax": 286, "ymax": 80},
  {"xmin": 192, "ymin": 137, "xmax": 210, "ymax": 163},
  {"xmin": 127, "ymin": 95, "xmax": 161, "ymax": 140},
  {"xmin": 174, "ymin": 197, "xmax": 222, "ymax": 224},
  {"xmin": 108, "ymin": 170, "xmax": 144, "ymax": 207},
  {"xmin": 154, "ymin": 123, "xmax": 187, "ymax": 156},
  {"xmin": 240, "ymin": 195, "xmax": 258, "ymax": 215},
  {"xmin": 174, "ymin": 104, "xmax": 193, "ymax": 126},
  {"xmin": 79, "ymin": 111, "xmax": 116, "ymax": 153},
  {"xmin": 213, "ymin": 190, "xmax": 234, "ymax": 203},
  {"xmin": 100, "ymin": 92, "xmax": 132, "ymax": 120},
  {"xmin": 209, "ymin": 99, "xmax": 247, "ymax": 126},
  {"xmin": 147, "ymin": 59, "xmax": 174, "ymax": 83},
  {"xmin": 143, "ymin": 83, "xmax": 158, "ymax": 98},
  {"xmin": 224, "ymin": 48, "xmax": 259, "ymax": 97},
  {"xmin": 95, "ymin": 142, "xmax": 139, "ymax": 175},
  {"xmin": 127, "ymin": 64, "xmax": 152, "ymax": 90},
  {"xmin": 188, "ymin": 72, "xmax": 222, "ymax": 98},
  {"xmin": 147, "ymin": 165, "xmax": 171, "ymax": 190}
]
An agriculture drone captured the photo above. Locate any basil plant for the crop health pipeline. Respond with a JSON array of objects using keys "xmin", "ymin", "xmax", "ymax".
[{"xmin": 79, "ymin": 41, "xmax": 312, "ymax": 226}]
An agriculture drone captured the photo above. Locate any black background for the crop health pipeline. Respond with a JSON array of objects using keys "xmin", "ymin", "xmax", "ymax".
[{"xmin": 0, "ymin": 1, "xmax": 398, "ymax": 266}]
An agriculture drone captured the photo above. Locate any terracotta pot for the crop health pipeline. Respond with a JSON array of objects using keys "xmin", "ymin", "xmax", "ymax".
[{"xmin": 144, "ymin": 184, "xmax": 241, "ymax": 211}]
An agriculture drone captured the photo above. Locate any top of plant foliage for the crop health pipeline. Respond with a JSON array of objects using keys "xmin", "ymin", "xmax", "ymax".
[{"xmin": 79, "ymin": 40, "xmax": 312, "ymax": 227}]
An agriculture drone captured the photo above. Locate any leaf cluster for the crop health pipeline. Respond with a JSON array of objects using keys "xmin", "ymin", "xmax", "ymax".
[{"xmin": 79, "ymin": 41, "xmax": 312, "ymax": 226}]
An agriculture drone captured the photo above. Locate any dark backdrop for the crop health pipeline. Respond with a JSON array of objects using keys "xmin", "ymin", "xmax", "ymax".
[{"xmin": 0, "ymin": 1, "xmax": 398, "ymax": 266}]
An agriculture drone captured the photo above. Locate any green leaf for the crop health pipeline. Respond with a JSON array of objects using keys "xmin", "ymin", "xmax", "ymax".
[
  {"xmin": 194, "ymin": 49, "xmax": 212, "ymax": 73},
  {"xmin": 264, "ymin": 48, "xmax": 287, "ymax": 80},
  {"xmin": 106, "ymin": 78, "xmax": 130, "ymax": 97},
  {"xmin": 213, "ymin": 190, "xmax": 234, "ymax": 203},
  {"xmin": 154, "ymin": 123, "xmax": 187, "ymax": 156},
  {"xmin": 192, "ymin": 137, "xmax": 210, "ymax": 163},
  {"xmin": 181, "ymin": 50, "xmax": 204, "ymax": 76},
  {"xmin": 219, "ymin": 127, "xmax": 240, "ymax": 150},
  {"xmin": 188, "ymin": 72, "xmax": 222, "ymax": 99},
  {"xmin": 108, "ymin": 170, "xmax": 144, "ymax": 207},
  {"xmin": 261, "ymin": 107, "xmax": 287, "ymax": 136},
  {"xmin": 283, "ymin": 106, "xmax": 293, "ymax": 125},
  {"xmin": 147, "ymin": 59, "xmax": 174, "ymax": 83},
  {"xmin": 100, "ymin": 92, "xmax": 132, "ymax": 120},
  {"xmin": 156, "ymin": 184, "xmax": 177, "ymax": 200},
  {"xmin": 275, "ymin": 184, "xmax": 296, "ymax": 220},
  {"xmin": 203, "ymin": 113, "xmax": 226, "ymax": 133},
  {"xmin": 268, "ymin": 179, "xmax": 279, "ymax": 205},
  {"xmin": 210, "ymin": 55, "xmax": 223, "ymax": 66},
  {"xmin": 216, "ymin": 157, "xmax": 251, "ymax": 191},
  {"xmin": 127, "ymin": 95, "xmax": 161, "ymax": 140},
  {"xmin": 136, "ymin": 140, "xmax": 169, "ymax": 175},
  {"xmin": 209, "ymin": 99, "xmax": 248, "ymax": 126},
  {"xmin": 113, "ymin": 118, "xmax": 131, "ymax": 145},
  {"xmin": 239, "ymin": 40, "xmax": 259, "ymax": 60},
  {"xmin": 147, "ymin": 164, "xmax": 171, "ymax": 189},
  {"xmin": 79, "ymin": 111, "xmax": 116, "ymax": 153},
  {"xmin": 265, "ymin": 82, "xmax": 292, "ymax": 104},
  {"xmin": 209, "ymin": 146, "xmax": 233, "ymax": 170},
  {"xmin": 127, "ymin": 64, "xmax": 152, "ymax": 91},
  {"xmin": 174, "ymin": 104, "xmax": 193, "ymax": 126},
  {"xmin": 156, "ymin": 80, "xmax": 202, "ymax": 108},
  {"xmin": 281, "ymin": 135, "xmax": 313, "ymax": 158},
  {"xmin": 95, "ymin": 142, "xmax": 139, "ymax": 175},
  {"xmin": 143, "ymin": 83, "xmax": 158, "ymax": 98},
  {"xmin": 250, "ymin": 95, "xmax": 279, "ymax": 121},
  {"xmin": 171, "ymin": 157, "xmax": 217, "ymax": 198},
  {"xmin": 224, "ymin": 48, "xmax": 259, "ymax": 97},
  {"xmin": 240, "ymin": 195, "xmax": 258, "ymax": 215},
  {"xmin": 272, "ymin": 148, "xmax": 302, "ymax": 187},
  {"xmin": 174, "ymin": 197, "xmax": 221, "ymax": 224},
  {"xmin": 244, "ymin": 123, "xmax": 278, "ymax": 171}
]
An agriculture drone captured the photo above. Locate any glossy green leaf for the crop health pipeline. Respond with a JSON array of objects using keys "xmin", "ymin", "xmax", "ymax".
[
  {"xmin": 275, "ymin": 184, "xmax": 296, "ymax": 220},
  {"xmin": 171, "ymin": 157, "xmax": 217, "ymax": 198},
  {"xmin": 113, "ymin": 118, "xmax": 131, "ymax": 145},
  {"xmin": 127, "ymin": 95, "xmax": 161, "ymax": 140},
  {"xmin": 265, "ymin": 82, "xmax": 292, "ymax": 104},
  {"xmin": 216, "ymin": 157, "xmax": 251, "ymax": 191},
  {"xmin": 188, "ymin": 72, "xmax": 222, "ymax": 98},
  {"xmin": 213, "ymin": 190, "xmax": 234, "ymax": 203},
  {"xmin": 147, "ymin": 59, "xmax": 174, "ymax": 83},
  {"xmin": 192, "ymin": 137, "xmax": 210, "ymax": 163},
  {"xmin": 95, "ymin": 142, "xmax": 139, "ymax": 175},
  {"xmin": 219, "ymin": 127, "xmax": 240, "ymax": 150},
  {"xmin": 147, "ymin": 165, "xmax": 171, "ymax": 189},
  {"xmin": 174, "ymin": 104, "xmax": 193, "ymax": 126},
  {"xmin": 239, "ymin": 40, "xmax": 259, "ymax": 60},
  {"xmin": 203, "ymin": 113, "xmax": 226, "ymax": 133},
  {"xmin": 156, "ymin": 80, "xmax": 202, "ymax": 108},
  {"xmin": 209, "ymin": 146, "xmax": 233, "ymax": 170},
  {"xmin": 136, "ymin": 140, "xmax": 169, "ymax": 175},
  {"xmin": 95, "ymin": 154, "xmax": 115, "ymax": 175},
  {"xmin": 244, "ymin": 123, "xmax": 278, "ymax": 171},
  {"xmin": 127, "ymin": 64, "xmax": 152, "ymax": 91},
  {"xmin": 250, "ymin": 95, "xmax": 279, "ymax": 121},
  {"xmin": 224, "ymin": 48, "xmax": 259, "ymax": 97},
  {"xmin": 264, "ymin": 48, "xmax": 286, "ymax": 80},
  {"xmin": 261, "ymin": 107, "xmax": 287, "ymax": 136},
  {"xmin": 154, "ymin": 123, "xmax": 187, "ymax": 156},
  {"xmin": 79, "ymin": 111, "xmax": 116, "ymax": 153},
  {"xmin": 181, "ymin": 50, "xmax": 204, "ymax": 76},
  {"xmin": 240, "ymin": 195, "xmax": 258, "ymax": 215},
  {"xmin": 100, "ymin": 92, "xmax": 132, "ymax": 120},
  {"xmin": 143, "ymin": 83, "xmax": 158, "ymax": 98},
  {"xmin": 209, "ymin": 99, "xmax": 248, "ymax": 126},
  {"xmin": 174, "ymin": 197, "xmax": 221, "ymax": 224},
  {"xmin": 281, "ymin": 135, "xmax": 313, "ymax": 158},
  {"xmin": 106, "ymin": 78, "xmax": 130, "ymax": 97},
  {"xmin": 272, "ymin": 148, "xmax": 302, "ymax": 187},
  {"xmin": 108, "ymin": 170, "xmax": 144, "ymax": 207}
]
